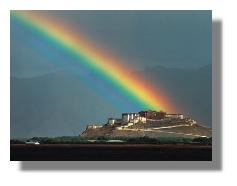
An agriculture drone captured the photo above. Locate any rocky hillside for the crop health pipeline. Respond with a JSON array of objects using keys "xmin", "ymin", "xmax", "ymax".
[{"xmin": 81, "ymin": 118, "xmax": 212, "ymax": 139}]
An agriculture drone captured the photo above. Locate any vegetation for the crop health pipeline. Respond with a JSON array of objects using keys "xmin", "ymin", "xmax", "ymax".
[
  {"xmin": 10, "ymin": 139, "xmax": 25, "ymax": 144},
  {"xmin": 192, "ymin": 137, "xmax": 212, "ymax": 145},
  {"xmin": 10, "ymin": 136, "xmax": 212, "ymax": 145}
]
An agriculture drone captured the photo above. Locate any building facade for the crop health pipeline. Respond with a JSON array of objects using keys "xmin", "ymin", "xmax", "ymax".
[
  {"xmin": 165, "ymin": 114, "xmax": 184, "ymax": 119},
  {"xmin": 86, "ymin": 124, "xmax": 103, "ymax": 129},
  {"xmin": 107, "ymin": 118, "xmax": 122, "ymax": 125}
]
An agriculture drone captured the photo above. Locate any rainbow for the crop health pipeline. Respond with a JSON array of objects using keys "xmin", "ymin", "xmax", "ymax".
[{"xmin": 11, "ymin": 11, "xmax": 175, "ymax": 112}]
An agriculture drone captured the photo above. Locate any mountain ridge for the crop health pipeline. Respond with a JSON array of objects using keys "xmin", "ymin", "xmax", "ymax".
[{"xmin": 11, "ymin": 65, "xmax": 211, "ymax": 137}]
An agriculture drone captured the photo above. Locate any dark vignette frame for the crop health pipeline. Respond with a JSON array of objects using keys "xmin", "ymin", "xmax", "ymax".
[{"xmin": 19, "ymin": 19, "xmax": 222, "ymax": 171}]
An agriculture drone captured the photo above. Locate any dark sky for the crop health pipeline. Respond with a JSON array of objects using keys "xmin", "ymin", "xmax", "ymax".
[{"xmin": 11, "ymin": 10, "xmax": 212, "ymax": 78}]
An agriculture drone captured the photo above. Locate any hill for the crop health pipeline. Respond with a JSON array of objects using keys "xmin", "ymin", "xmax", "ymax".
[{"xmin": 81, "ymin": 113, "xmax": 212, "ymax": 139}]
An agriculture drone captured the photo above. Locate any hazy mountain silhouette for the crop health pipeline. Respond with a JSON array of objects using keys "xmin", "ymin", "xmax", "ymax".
[
  {"xmin": 142, "ymin": 64, "xmax": 211, "ymax": 126},
  {"xmin": 10, "ymin": 65, "xmax": 211, "ymax": 138},
  {"xmin": 10, "ymin": 71, "xmax": 121, "ymax": 138}
]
